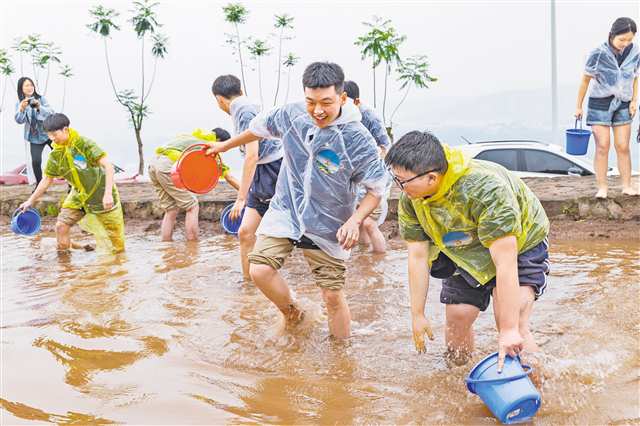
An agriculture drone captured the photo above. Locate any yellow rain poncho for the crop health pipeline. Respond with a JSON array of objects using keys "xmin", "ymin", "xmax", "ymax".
[
  {"xmin": 398, "ymin": 145, "xmax": 549, "ymax": 285},
  {"xmin": 154, "ymin": 129, "xmax": 230, "ymax": 178},
  {"xmin": 44, "ymin": 128, "xmax": 125, "ymax": 253}
]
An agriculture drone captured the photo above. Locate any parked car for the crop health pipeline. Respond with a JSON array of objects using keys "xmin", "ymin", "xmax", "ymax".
[
  {"xmin": 0, "ymin": 163, "xmax": 141, "ymax": 185},
  {"xmin": 457, "ymin": 139, "xmax": 624, "ymax": 178}
]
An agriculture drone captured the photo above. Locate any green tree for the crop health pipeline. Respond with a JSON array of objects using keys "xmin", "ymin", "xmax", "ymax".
[
  {"xmin": 88, "ymin": 1, "xmax": 168, "ymax": 175},
  {"xmin": 223, "ymin": 3, "xmax": 250, "ymax": 95},
  {"xmin": 58, "ymin": 64, "xmax": 73, "ymax": 112},
  {"xmin": 390, "ymin": 55, "xmax": 437, "ymax": 128},
  {"xmin": 35, "ymin": 42, "xmax": 62, "ymax": 95},
  {"xmin": 283, "ymin": 52, "xmax": 299, "ymax": 103},
  {"xmin": 272, "ymin": 13, "xmax": 294, "ymax": 105},
  {"xmin": 379, "ymin": 26, "xmax": 405, "ymax": 125},
  {"xmin": 0, "ymin": 49, "xmax": 15, "ymax": 114},
  {"xmin": 247, "ymin": 38, "xmax": 271, "ymax": 108},
  {"xmin": 354, "ymin": 17, "xmax": 388, "ymax": 108},
  {"xmin": 12, "ymin": 34, "xmax": 45, "ymax": 80}
]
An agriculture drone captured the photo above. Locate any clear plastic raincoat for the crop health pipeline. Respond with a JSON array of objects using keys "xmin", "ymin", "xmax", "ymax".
[
  {"xmin": 44, "ymin": 128, "xmax": 125, "ymax": 252},
  {"xmin": 230, "ymin": 96, "xmax": 283, "ymax": 164},
  {"xmin": 585, "ymin": 42, "xmax": 640, "ymax": 107},
  {"xmin": 398, "ymin": 145, "xmax": 549, "ymax": 284},
  {"xmin": 249, "ymin": 101, "xmax": 388, "ymax": 260}
]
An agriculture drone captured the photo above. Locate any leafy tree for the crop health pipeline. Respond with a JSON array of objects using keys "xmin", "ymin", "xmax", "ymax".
[
  {"xmin": 223, "ymin": 3, "xmax": 250, "ymax": 95},
  {"xmin": 247, "ymin": 38, "xmax": 271, "ymax": 108},
  {"xmin": 272, "ymin": 13, "xmax": 294, "ymax": 105},
  {"xmin": 0, "ymin": 49, "xmax": 15, "ymax": 114},
  {"xmin": 58, "ymin": 64, "xmax": 73, "ymax": 112},
  {"xmin": 282, "ymin": 52, "xmax": 299, "ymax": 103},
  {"xmin": 390, "ymin": 55, "xmax": 437, "ymax": 127}
]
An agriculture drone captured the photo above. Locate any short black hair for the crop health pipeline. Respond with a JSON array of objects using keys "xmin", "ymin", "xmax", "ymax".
[
  {"xmin": 212, "ymin": 127, "xmax": 231, "ymax": 142},
  {"xmin": 610, "ymin": 17, "xmax": 637, "ymax": 41},
  {"xmin": 385, "ymin": 131, "xmax": 448, "ymax": 174},
  {"xmin": 302, "ymin": 62, "xmax": 344, "ymax": 94},
  {"xmin": 43, "ymin": 113, "xmax": 71, "ymax": 132},
  {"xmin": 343, "ymin": 80, "xmax": 359, "ymax": 100},
  {"xmin": 212, "ymin": 75, "xmax": 242, "ymax": 99}
]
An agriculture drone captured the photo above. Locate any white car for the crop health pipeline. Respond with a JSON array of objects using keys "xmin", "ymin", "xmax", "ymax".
[{"xmin": 457, "ymin": 139, "xmax": 621, "ymax": 178}]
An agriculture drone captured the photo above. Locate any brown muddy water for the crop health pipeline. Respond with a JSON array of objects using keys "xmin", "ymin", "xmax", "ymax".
[{"xmin": 1, "ymin": 228, "xmax": 639, "ymax": 425}]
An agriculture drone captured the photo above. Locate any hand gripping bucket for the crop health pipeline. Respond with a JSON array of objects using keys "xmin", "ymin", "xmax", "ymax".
[
  {"xmin": 11, "ymin": 208, "xmax": 41, "ymax": 236},
  {"xmin": 465, "ymin": 352, "xmax": 541, "ymax": 424},
  {"xmin": 170, "ymin": 143, "xmax": 221, "ymax": 194},
  {"xmin": 565, "ymin": 119, "xmax": 591, "ymax": 155},
  {"xmin": 221, "ymin": 204, "xmax": 244, "ymax": 235}
]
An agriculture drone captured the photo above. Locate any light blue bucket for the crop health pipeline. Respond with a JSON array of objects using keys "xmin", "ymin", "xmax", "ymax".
[
  {"xmin": 11, "ymin": 208, "xmax": 41, "ymax": 236},
  {"xmin": 466, "ymin": 352, "xmax": 541, "ymax": 424},
  {"xmin": 566, "ymin": 119, "xmax": 591, "ymax": 155},
  {"xmin": 221, "ymin": 204, "xmax": 244, "ymax": 235}
]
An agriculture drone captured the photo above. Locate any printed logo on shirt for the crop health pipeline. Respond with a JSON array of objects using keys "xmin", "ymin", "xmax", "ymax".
[
  {"xmin": 315, "ymin": 148, "xmax": 340, "ymax": 174},
  {"xmin": 442, "ymin": 231, "xmax": 474, "ymax": 248},
  {"xmin": 73, "ymin": 154, "xmax": 88, "ymax": 170}
]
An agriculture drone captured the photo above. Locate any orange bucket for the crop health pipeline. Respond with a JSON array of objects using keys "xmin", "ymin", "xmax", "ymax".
[{"xmin": 170, "ymin": 143, "xmax": 221, "ymax": 194}]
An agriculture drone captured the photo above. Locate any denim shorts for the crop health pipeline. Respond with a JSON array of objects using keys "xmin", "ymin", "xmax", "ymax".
[
  {"xmin": 586, "ymin": 96, "xmax": 632, "ymax": 127},
  {"xmin": 246, "ymin": 158, "xmax": 282, "ymax": 217},
  {"xmin": 432, "ymin": 239, "xmax": 550, "ymax": 312}
]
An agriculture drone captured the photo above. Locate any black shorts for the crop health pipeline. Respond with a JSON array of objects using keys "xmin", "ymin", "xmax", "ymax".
[
  {"xmin": 246, "ymin": 158, "xmax": 282, "ymax": 217},
  {"xmin": 433, "ymin": 239, "xmax": 550, "ymax": 311}
]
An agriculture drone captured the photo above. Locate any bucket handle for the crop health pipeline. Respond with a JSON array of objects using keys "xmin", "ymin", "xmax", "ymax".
[
  {"xmin": 574, "ymin": 118, "xmax": 583, "ymax": 130},
  {"xmin": 465, "ymin": 364, "xmax": 534, "ymax": 385}
]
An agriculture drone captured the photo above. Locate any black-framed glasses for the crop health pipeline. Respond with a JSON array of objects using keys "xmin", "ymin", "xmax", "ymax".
[{"xmin": 390, "ymin": 168, "xmax": 437, "ymax": 190}]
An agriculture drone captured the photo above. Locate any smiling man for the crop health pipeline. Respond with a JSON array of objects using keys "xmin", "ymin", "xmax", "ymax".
[
  {"xmin": 207, "ymin": 62, "xmax": 387, "ymax": 339},
  {"xmin": 385, "ymin": 131, "xmax": 550, "ymax": 372}
]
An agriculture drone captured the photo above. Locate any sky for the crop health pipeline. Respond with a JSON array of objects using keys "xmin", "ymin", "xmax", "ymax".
[{"xmin": 1, "ymin": 0, "xmax": 639, "ymax": 174}]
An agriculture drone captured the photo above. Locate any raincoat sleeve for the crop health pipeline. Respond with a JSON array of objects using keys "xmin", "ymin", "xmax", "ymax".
[
  {"xmin": 363, "ymin": 108, "xmax": 391, "ymax": 149},
  {"xmin": 35, "ymin": 96, "xmax": 54, "ymax": 121},
  {"xmin": 350, "ymin": 130, "xmax": 387, "ymax": 196},
  {"xmin": 469, "ymin": 179, "xmax": 523, "ymax": 248},
  {"xmin": 584, "ymin": 48, "xmax": 602, "ymax": 77},
  {"xmin": 398, "ymin": 193, "xmax": 430, "ymax": 242},
  {"xmin": 248, "ymin": 106, "xmax": 290, "ymax": 140},
  {"xmin": 14, "ymin": 100, "xmax": 27, "ymax": 124},
  {"xmin": 76, "ymin": 137, "xmax": 106, "ymax": 167},
  {"xmin": 44, "ymin": 153, "xmax": 61, "ymax": 178}
]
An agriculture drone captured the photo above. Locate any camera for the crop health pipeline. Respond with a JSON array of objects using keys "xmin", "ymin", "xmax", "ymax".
[{"xmin": 27, "ymin": 97, "xmax": 38, "ymax": 108}]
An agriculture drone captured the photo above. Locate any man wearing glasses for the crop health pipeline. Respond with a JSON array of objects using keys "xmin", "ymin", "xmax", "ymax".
[{"xmin": 385, "ymin": 131, "xmax": 550, "ymax": 373}]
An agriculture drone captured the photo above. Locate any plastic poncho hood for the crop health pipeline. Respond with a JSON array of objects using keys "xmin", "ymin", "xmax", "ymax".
[
  {"xmin": 585, "ymin": 42, "xmax": 640, "ymax": 103},
  {"xmin": 230, "ymin": 96, "xmax": 283, "ymax": 164},
  {"xmin": 249, "ymin": 101, "xmax": 388, "ymax": 260},
  {"xmin": 398, "ymin": 145, "xmax": 549, "ymax": 284}
]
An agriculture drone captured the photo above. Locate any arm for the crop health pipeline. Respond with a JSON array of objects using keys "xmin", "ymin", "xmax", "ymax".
[
  {"xmin": 630, "ymin": 77, "xmax": 638, "ymax": 117},
  {"xmin": 489, "ymin": 235, "xmax": 523, "ymax": 372},
  {"xmin": 575, "ymin": 74, "xmax": 592, "ymax": 119},
  {"xmin": 99, "ymin": 156, "xmax": 115, "ymax": 210},
  {"xmin": 19, "ymin": 176, "xmax": 53, "ymax": 210},
  {"xmin": 223, "ymin": 172, "xmax": 241, "ymax": 191},
  {"xmin": 15, "ymin": 100, "xmax": 28, "ymax": 124},
  {"xmin": 231, "ymin": 140, "xmax": 259, "ymax": 219},
  {"xmin": 206, "ymin": 129, "xmax": 261, "ymax": 155},
  {"xmin": 336, "ymin": 191, "xmax": 381, "ymax": 249},
  {"xmin": 407, "ymin": 240, "xmax": 435, "ymax": 352}
]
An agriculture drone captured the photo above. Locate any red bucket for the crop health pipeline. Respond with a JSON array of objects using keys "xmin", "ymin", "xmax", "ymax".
[{"xmin": 170, "ymin": 143, "xmax": 221, "ymax": 194}]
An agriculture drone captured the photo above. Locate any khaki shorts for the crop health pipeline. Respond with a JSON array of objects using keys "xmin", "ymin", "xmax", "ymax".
[
  {"xmin": 148, "ymin": 164, "xmax": 198, "ymax": 211},
  {"xmin": 248, "ymin": 235, "xmax": 346, "ymax": 291},
  {"xmin": 57, "ymin": 207, "xmax": 85, "ymax": 226}
]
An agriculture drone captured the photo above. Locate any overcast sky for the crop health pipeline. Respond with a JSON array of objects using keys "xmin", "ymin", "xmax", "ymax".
[{"xmin": 1, "ymin": 0, "xmax": 638, "ymax": 173}]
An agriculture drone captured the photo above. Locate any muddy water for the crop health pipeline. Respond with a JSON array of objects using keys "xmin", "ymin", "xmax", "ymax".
[{"xmin": 1, "ymin": 229, "xmax": 639, "ymax": 425}]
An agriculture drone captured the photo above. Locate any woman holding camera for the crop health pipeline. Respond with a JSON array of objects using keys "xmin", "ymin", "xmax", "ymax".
[{"xmin": 15, "ymin": 77, "xmax": 55, "ymax": 187}]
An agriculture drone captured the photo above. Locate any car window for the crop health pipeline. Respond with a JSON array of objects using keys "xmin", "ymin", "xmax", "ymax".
[
  {"xmin": 522, "ymin": 149, "xmax": 590, "ymax": 175},
  {"xmin": 475, "ymin": 149, "xmax": 518, "ymax": 171}
]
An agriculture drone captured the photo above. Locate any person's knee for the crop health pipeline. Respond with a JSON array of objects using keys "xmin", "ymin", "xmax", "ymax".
[
  {"xmin": 446, "ymin": 304, "xmax": 477, "ymax": 330},
  {"xmin": 321, "ymin": 288, "xmax": 345, "ymax": 310},
  {"xmin": 238, "ymin": 224, "xmax": 255, "ymax": 243},
  {"xmin": 614, "ymin": 142, "xmax": 630, "ymax": 155},
  {"xmin": 595, "ymin": 139, "xmax": 610, "ymax": 154},
  {"xmin": 55, "ymin": 221, "xmax": 70, "ymax": 236},
  {"xmin": 249, "ymin": 263, "xmax": 276, "ymax": 282}
]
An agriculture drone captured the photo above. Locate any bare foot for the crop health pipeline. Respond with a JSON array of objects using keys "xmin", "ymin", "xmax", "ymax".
[
  {"xmin": 621, "ymin": 187, "xmax": 639, "ymax": 196},
  {"xmin": 595, "ymin": 188, "xmax": 607, "ymax": 199}
]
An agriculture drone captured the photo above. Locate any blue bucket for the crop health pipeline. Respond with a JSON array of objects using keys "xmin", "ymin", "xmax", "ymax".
[
  {"xmin": 11, "ymin": 208, "xmax": 41, "ymax": 236},
  {"xmin": 566, "ymin": 119, "xmax": 591, "ymax": 155},
  {"xmin": 221, "ymin": 204, "xmax": 244, "ymax": 235},
  {"xmin": 465, "ymin": 352, "xmax": 541, "ymax": 424}
]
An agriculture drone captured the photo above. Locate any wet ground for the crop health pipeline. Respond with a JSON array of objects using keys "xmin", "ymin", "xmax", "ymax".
[{"xmin": 1, "ymin": 227, "xmax": 639, "ymax": 425}]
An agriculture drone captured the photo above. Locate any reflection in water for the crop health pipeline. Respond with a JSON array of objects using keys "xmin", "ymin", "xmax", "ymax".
[{"xmin": 1, "ymin": 231, "xmax": 638, "ymax": 425}]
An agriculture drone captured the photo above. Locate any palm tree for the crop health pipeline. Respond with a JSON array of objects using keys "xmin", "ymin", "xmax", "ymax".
[
  {"xmin": 36, "ymin": 42, "xmax": 62, "ymax": 95},
  {"xmin": 0, "ymin": 49, "xmax": 15, "ymax": 114},
  {"xmin": 87, "ymin": 5, "xmax": 121, "ymax": 101},
  {"xmin": 223, "ymin": 3, "xmax": 249, "ymax": 95},
  {"xmin": 272, "ymin": 13, "xmax": 294, "ymax": 105},
  {"xmin": 390, "ymin": 55, "xmax": 437, "ymax": 128},
  {"xmin": 131, "ymin": 0, "xmax": 161, "ymax": 104},
  {"xmin": 145, "ymin": 32, "xmax": 168, "ymax": 100},
  {"xmin": 58, "ymin": 64, "xmax": 73, "ymax": 112},
  {"xmin": 355, "ymin": 16, "xmax": 389, "ymax": 108},
  {"xmin": 247, "ymin": 38, "xmax": 271, "ymax": 108},
  {"xmin": 13, "ymin": 34, "xmax": 45, "ymax": 83},
  {"xmin": 283, "ymin": 52, "xmax": 299, "ymax": 103}
]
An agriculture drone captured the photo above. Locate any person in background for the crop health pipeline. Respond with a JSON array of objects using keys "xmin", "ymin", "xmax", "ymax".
[
  {"xmin": 14, "ymin": 77, "xmax": 55, "ymax": 187},
  {"xmin": 575, "ymin": 17, "xmax": 639, "ymax": 198}
]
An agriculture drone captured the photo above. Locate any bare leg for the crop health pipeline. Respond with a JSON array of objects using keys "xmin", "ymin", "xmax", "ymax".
[
  {"xmin": 612, "ymin": 124, "xmax": 638, "ymax": 195},
  {"xmin": 363, "ymin": 217, "xmax": 386, "ymax": 253},
  {"xmin": 184, "ymin": 203, "xmax": 199, "ymax": 241},
  {"xmin": 445, "ymin": 303, "xmax": 480, "ymax": 365},
  {"xmin": 161, "ymin": 209, "xmax": 178, "ymax": 242},
  {"xmin": 359, "ymin": 223, "xmax": 371, "ymax": 245},
  {"xmin": 238, "ymin": 208, "xmax": 262, "ymax": 280},
  {"xmin": 320, "ymin": 288, "xmax": 351, "ymax": 339},
  {"xmin": 591, "ymin": 125, "xmax": 611, "ymax": 198},
  {"xmin": 250, "ymin": 263, "xmax": 304, "ymax": 325},
  {"xmin": 55, "ymin": 221, "xmax": 72, "ymax": 251}
]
